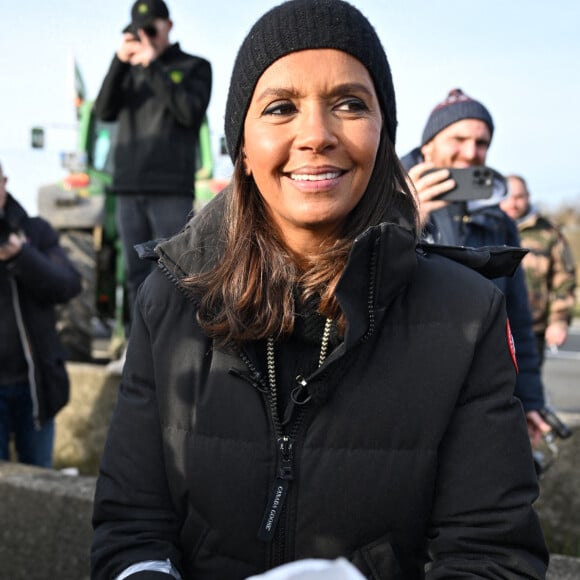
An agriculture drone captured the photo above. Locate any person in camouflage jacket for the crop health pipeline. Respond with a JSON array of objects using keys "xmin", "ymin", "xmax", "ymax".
[{"xmin": 501, "ymin": 174, "xmax": 577, "ymax": 364}]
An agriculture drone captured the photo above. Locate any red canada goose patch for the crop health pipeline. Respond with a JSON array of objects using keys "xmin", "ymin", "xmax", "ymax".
[{"xmin": 506, "ymin": 318, "xmax": 518, "ymax": 373}]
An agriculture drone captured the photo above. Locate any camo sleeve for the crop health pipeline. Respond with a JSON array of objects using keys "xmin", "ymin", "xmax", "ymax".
[
  {"xmin": 548, "ymin": 227, "xmax": 577, "ymax": 326},
  {"xmin": 520, "ymin": 217, "xmax": 577, "ymax": 331}
]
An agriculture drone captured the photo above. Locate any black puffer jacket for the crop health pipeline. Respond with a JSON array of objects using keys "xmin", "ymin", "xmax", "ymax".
[
  {"xmin": 92, "ymin": 193, "xmax": 548, "ymax": 579},
  {"xmin": 0, "ymin": 194, "xmax": 81, "ymax": 424}
]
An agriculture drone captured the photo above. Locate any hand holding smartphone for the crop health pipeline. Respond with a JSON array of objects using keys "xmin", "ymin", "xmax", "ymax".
[{"xmin": 422, "ymin": 166, "xmax": 505, "ymax": 202}]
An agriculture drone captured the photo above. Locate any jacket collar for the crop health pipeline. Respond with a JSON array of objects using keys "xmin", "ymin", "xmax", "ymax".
[
  {"xmin": 155, "ymin": 188, "xmax": 228, "ymax": 277},
  {"xmin": 335, "ymin": 221, "xmax": 416, "ymax": 348},
  {"xmin": 155, "ymin": 189, "xmax": 419, "ymax": 348}
]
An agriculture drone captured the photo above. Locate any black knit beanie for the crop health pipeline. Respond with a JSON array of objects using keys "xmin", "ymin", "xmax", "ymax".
[
  {"xmin": 224, "ymin": 0, "xmax": 396, "ymax": 162},
  {"xmin": 421, "ymin": 88, "xmax": 494, "ymax": 146}
]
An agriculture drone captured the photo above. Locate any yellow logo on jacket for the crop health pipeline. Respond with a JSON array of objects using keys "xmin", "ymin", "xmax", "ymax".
[{"xmin": 170, "ymin": 70, "xmax": 184, "ymax": 84}]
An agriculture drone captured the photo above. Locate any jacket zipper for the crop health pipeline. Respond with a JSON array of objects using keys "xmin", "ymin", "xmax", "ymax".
[
  {"xmin": 156, "ymin": 260, "xmax": 308, "ymax": 556},
  {"xmin": 236, "ymin": 350, "xmax": 310, "ymax": 563},
  {"xmin": 257, "ymin": 408, "xmax": 307, "ymax": 544}
]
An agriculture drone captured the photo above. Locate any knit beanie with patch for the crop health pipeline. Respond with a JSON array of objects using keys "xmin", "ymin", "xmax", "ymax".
[
  {"xmin": 421, "ymin": 88, "xmax": 494, "ymax": 146},
  {"xmin": 224, "ymin": 0, "xmax": 396, "ymax": 162}
]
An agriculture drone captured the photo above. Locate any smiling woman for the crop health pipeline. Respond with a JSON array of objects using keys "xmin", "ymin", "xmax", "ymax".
[
  {"xmin": 91, "ymin": 1, "xmax": 549, "ymax": 579},
  {"xmin": 243, "ymin": 49, "xmax": 382, "ymax": 256}
]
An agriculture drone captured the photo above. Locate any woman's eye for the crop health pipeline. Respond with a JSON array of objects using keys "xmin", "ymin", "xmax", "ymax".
[
  {"xmin": 336, "ymin": 98, "xmax": 368, "ymax": 112},
  {"xmin": 263, "ymin": 101, "xmax": 297, "ymax": 116}
]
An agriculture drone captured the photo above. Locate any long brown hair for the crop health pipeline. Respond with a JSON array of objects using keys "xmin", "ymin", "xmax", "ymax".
[{"xmin": 182, "ymin": 128, "xmax": 418, "ymax": 347}]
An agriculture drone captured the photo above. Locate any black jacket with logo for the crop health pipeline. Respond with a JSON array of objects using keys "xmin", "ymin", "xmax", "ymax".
[
  {"xmin": 92, "ymin": 193, "xmax": 548, "ymax": 579},
  {"xmin": 94, "ymin": 43, "xmax": 212, "ymax": 196}
]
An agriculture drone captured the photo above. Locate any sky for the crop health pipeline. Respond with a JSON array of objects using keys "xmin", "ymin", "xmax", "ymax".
[{"xmin": 1, "ymin": 0, "xmax": 579, "ymax": 215}]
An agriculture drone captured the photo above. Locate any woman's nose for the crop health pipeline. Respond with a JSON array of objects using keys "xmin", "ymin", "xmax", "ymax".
[{"xmin": 294, "ymin": 105, "xmax": 338, "ymax": 152}]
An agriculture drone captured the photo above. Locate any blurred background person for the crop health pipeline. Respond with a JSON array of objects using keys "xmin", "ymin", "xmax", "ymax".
[
  {"xmin": 0, "ymin": 160, "xmax": 81, "ymax": 468},
  {"xmin": 501, "ymin": 174, "xmax": 577, "ymax": 365},
  {"xmin": 94, "ymin": 0, "xmax": 212, "ymax": 371}
]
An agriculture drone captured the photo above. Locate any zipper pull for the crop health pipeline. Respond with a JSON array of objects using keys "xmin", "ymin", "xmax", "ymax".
[
  {"xmin": 257, "ymin": 436, "xmax": 294, "ymax": 542},
  {"xmin": 291, "ymin": 376, "xmax": 312, "ymax": 406},
  {"xmin": 282, "ymin": 376, "xmax": 312, "ymax": 426}
]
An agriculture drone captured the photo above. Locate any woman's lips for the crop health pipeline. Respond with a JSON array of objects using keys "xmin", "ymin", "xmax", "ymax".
[
  {"xmin": 289, "ymin": 170, "xmax": 343, "ymax": 182},
  {"xmin": 285, "ymin": 171, "xmax": 346, "ymax": 192}
]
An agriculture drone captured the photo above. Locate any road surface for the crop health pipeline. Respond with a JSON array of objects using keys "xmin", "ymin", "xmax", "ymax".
[{"xmin": 544, "ymin": 319, "xmax": 580, "ymax": 414}]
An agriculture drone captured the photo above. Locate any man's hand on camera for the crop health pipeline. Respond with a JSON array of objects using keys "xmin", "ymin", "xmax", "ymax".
[
  {"xmin": 0, "ymin": 232, "xmax": 23, "ymax": 261},
  {"xmin": 129, "ymin": 31, "xmax": 157, "ymax": 67},
  {"xmin": 117, "ymin": 33, "xmax": 141, "ymax": 63},
  {"xmin": 407, "ymin": 161, "xmax": 454, "ymax": 228},
  {"xmin": 129, "ymin": 20, "xmax": 171, "ymax": 67}
]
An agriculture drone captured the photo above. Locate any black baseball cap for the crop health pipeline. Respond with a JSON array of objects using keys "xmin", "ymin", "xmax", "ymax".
[{"xmin": 123, "ymin": 0, "xmax": 170, "ymax": 34}]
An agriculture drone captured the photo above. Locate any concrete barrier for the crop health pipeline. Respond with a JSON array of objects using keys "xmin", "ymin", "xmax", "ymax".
[
  {"xmin": 536, "ymin": 413, "xmax": 580, "ymax": 558},
  {"xmin": 0, "ymin": 462, "xmax": 94, "ymax": 580},
  {"xmin": 548, "ymin": 554, "xmax": 580, "ymax": 580}
]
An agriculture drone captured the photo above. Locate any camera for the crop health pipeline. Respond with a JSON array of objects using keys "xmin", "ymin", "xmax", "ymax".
[
  {"xmin": 540, "ymin": 406, "xmax": 573, "ymax": 439},
  {"xmin": 532, "ymin": 406, "xmax": 573, "ymax": 477}
]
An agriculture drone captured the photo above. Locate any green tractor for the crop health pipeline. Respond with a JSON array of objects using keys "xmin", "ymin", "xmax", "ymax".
[{"xmin": 35, "ymin": 100, "xmax": 215, "ymax": 362}]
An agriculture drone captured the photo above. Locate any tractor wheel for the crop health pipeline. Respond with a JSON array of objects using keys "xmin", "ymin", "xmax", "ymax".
[{"xmin": 56, "ymin": 230, "xmax": 97, "ymax": 361}]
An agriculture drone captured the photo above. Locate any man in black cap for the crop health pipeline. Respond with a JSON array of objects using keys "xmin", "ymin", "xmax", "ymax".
[
  {"xmin": 95, "ymin": 0, "xmax": 212, "ymax": 369},
  {"xmin": 401, "ymin": 89, "xmax": 552, "ymax": 447}
]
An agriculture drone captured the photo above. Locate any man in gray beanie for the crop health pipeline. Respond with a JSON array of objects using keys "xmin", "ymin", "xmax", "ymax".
[
  {"xmin": 401, "ymin": 88, "xmax": 495, "ymax": 227},
  {"xmin": 400, "ymin": 89, "xmax": 552, "ymax": 450},
  {"xmin": 419, "ymin": 87, "xmax": 494, "ymax": 147}
]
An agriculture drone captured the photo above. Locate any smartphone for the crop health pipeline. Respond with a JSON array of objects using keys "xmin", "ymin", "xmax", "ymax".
[
  {"xmin": 423, "ymin": 166, "xmax": 502, "ymax": 202},
  {"xmin": 130, "ymin": 25, "xmax": 157, "ymax": 41}
]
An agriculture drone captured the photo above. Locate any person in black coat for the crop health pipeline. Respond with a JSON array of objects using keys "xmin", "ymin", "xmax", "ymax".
[
  {"xmin": 91, "ymin": 1, "xmax": 549, "ymax": 578},
  {"xmin": 0, "ymin": 161, "xmax": 81, "ymax": 467}
]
